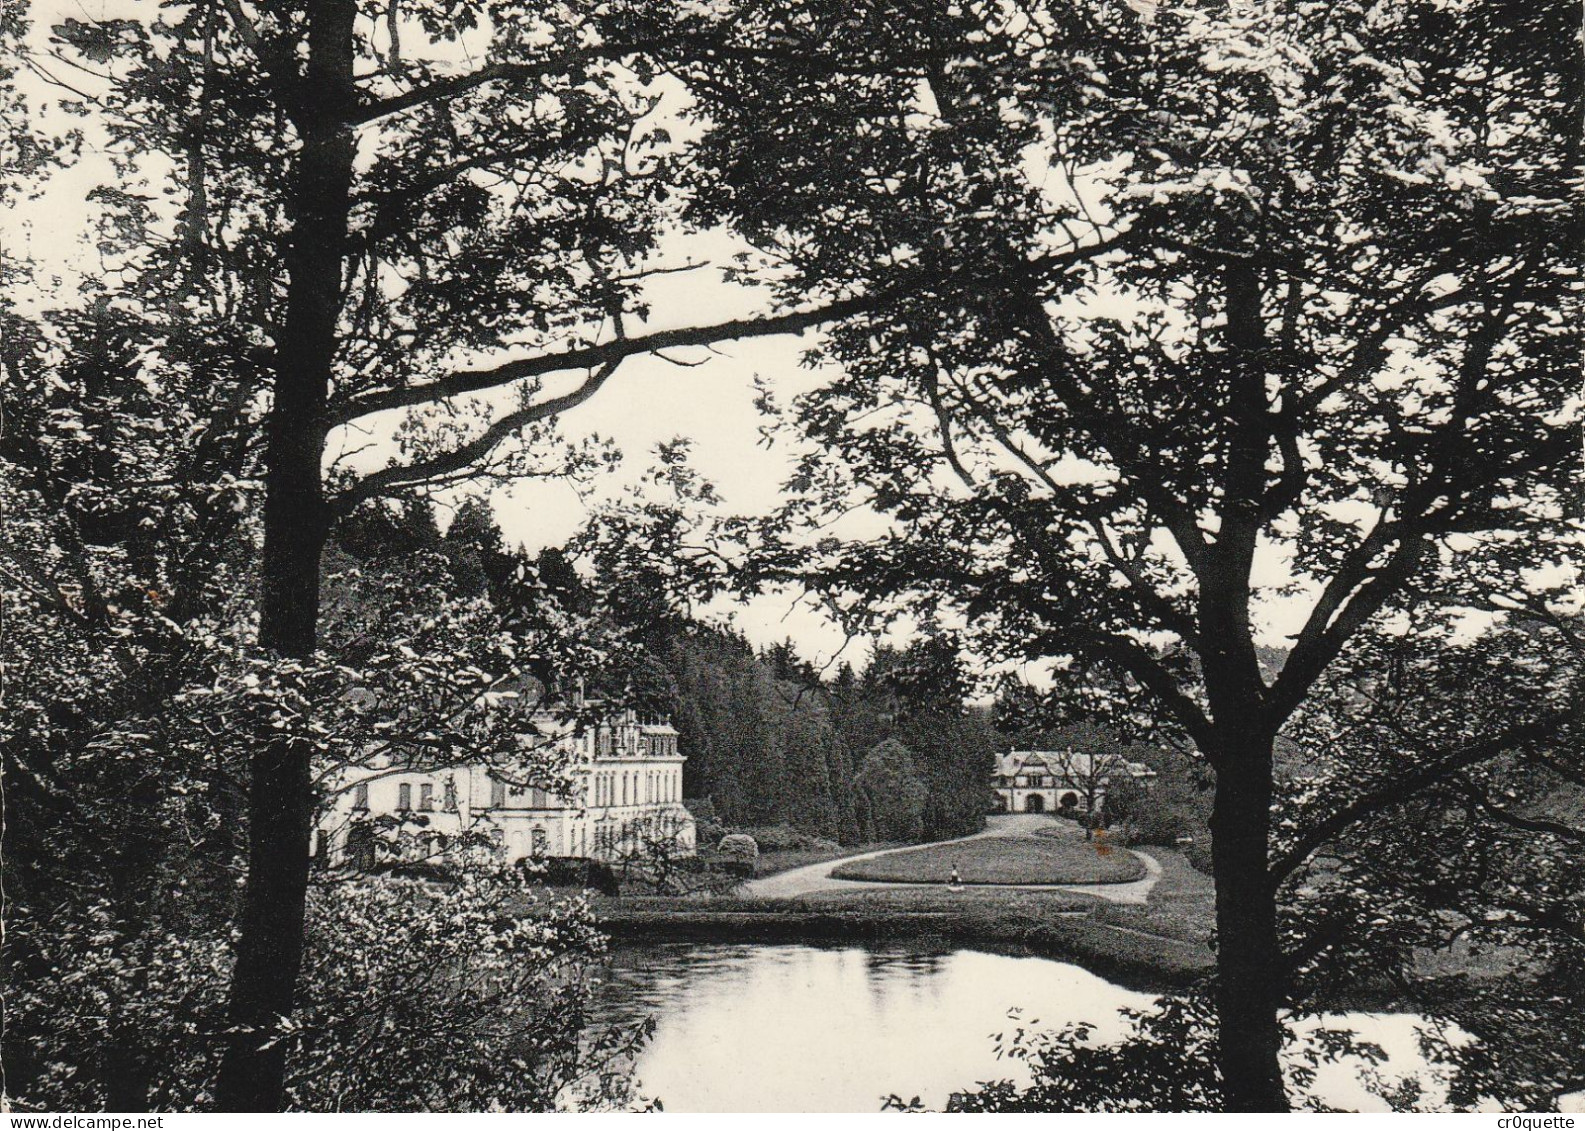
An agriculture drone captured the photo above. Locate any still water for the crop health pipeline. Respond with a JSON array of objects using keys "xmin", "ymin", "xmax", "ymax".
[{"xmin": 590, "ymin": 941, "xmax": 1448, "ymax": 1113}]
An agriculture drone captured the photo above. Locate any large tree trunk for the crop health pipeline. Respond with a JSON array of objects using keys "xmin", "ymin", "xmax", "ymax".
[
  {"xmin": 1208, "ymin": 728, "xmax": 1288, "ymax": 1112},
  {"xmin": 214, "ymin": 0, "xmax": 356, "ymax": 1111}
]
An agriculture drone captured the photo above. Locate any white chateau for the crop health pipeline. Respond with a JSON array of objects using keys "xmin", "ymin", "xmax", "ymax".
[
  {"xmin": 317, "ymin": 706, "xmax": 695, "ymax": 868},
  {"xmin": 991, "ymin": 749, "xmax": 1156, "ymax": 815}
]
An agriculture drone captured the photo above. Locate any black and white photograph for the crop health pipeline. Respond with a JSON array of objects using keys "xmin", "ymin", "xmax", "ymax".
[{"xmin": 1, "ymin": 0, "xmax": 1580, "ymax": 1116}]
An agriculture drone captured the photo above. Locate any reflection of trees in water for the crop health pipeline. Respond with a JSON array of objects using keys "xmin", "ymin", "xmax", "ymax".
[
  {"xmin": 596, "ymin": 942, "xmax": 963, "ymax": 1023},
  {"xmin": 592, "ymin": 943, "xmax": 762, "ymax": 1028},
  {"xmin": 863, "ymin": 946, "xmax": 951, "ymax": 980},
  {"xmin": 860, "ymin": 945, "xmax": 957, "ymax": 1015}
]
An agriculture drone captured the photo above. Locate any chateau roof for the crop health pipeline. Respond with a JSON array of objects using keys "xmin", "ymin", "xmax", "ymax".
[{"xmin": 996, "ymin": 749, "xmax": 1157, "ymax": 780}]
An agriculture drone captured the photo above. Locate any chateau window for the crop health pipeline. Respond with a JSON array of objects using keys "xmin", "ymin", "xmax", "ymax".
[
  {"xmin": 531, "ymin": 827, "xmax": 549, "ymax": 857},
  {"xmin": 490, "ymin": 777, "xmax": 506, "ymax": 808},
  {"xmin": 352, "ymin": 781, "xmax": 369, "ymax": 810},
  {"xmin": 530, "ymin": 787, "xmax": 547, "ymax": 808},
  {"xmin": 419, "ymin": 783, "xmax": 434, "ymax": 812},
  {"xmin": 397, "ymin": 783, "xmax": 412, "ymax": 811},
  {"xmin": 443, "ymin": 778, "xmax": 458, "ymax": 812}
]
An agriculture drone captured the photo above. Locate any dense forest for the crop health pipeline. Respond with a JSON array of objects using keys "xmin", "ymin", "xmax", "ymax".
[{"xmin": 665, "ymin": 632, "xmax": 997, "ymax": 845}]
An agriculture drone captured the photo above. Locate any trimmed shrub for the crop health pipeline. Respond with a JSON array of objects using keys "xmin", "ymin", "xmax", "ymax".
[{"xmin": 717, "ymin": 833, "xmax": 759, "ymax": 862}]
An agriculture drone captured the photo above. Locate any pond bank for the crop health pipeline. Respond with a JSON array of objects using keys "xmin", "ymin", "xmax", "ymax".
[
  {"xmin": 593, "ymin": 816, "xmax": 1219, "ymax": 992},
  {"xmin": 595, "ymin": 888, "xmax": 1213, "ymax": 993}
]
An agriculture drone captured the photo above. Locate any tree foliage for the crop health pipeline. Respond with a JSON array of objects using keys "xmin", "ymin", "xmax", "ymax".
[
  {"xmin": 690, "ymin": 0, "xmax": 1580, "ymax": 1110},
  {"xmin": 6, "ymin": 870, "xmax": 646, "ymax": 1112},
  {"xmin": 855, "ymin": 738, "xmax": 930, "ymax": 842}
]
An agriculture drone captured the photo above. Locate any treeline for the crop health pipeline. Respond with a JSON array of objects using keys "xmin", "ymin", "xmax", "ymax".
[
  {"xmin": 410, "ymin": 497, "xmax": 997, "ymax": 847},
  {"xmin": 664, "ymin": 632, "xmax": 996, "ymax": 846},
  {"xmin": 338, "ymin": 498, "xmax": 1239, "ymax": 852}
]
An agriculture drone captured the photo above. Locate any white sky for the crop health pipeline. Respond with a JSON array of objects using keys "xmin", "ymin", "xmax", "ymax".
[{"xmin": 470, "ymin": 262, "xmax": 887, "ymax": 665}]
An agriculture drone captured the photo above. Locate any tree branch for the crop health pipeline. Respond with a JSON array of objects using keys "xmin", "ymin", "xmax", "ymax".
[
  {"xmin": 350, "ymin": 37, "xmax": 950, "ymax": 127},
  {"xmin": 331, "ymin": 291, "xmax": 885, "ymax": 425},
  {"xmin": 1059, "ymin": 627, "xmax": 1216, "ymax": 753},
  {"xmin": 1269, "ymin": 710, "xmax": 1575, "ymax": 887},
  {"xmin": 333, "ymin": 360, "xmax": 623, "ymax": 510}
]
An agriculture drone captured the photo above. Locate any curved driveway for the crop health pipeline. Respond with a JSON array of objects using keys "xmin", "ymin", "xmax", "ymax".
[{"xmin": 740, "ymin": 813, "xmax": 1162, "ymax": 906}]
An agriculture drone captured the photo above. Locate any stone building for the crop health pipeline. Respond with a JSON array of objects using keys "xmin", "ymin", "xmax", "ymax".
[
  {"xmin": 317, "ymin": 705, "xmax": 695, "ymax": 868},
  {"xmin": 990, "ymin": 748, "xmax": 1156, "ymax": 815}
]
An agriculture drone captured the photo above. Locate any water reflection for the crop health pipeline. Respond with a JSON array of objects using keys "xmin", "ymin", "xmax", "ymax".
[
  {"xmin": 586, "ymin": 941, "xmax": 1461, "ymax": 1113},
  {"xmin": 591, "ymin": 941, "xmax": 1156, "ymax": 1112}
]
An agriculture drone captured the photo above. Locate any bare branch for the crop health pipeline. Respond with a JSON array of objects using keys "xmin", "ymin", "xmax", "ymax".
[
  {"xmin": 331, "ymin": 291, "xmax": 885, "ymax": 425},
  {"xmin": 334, "ymin": 360, "xmax": 623, "ymax": 509}
]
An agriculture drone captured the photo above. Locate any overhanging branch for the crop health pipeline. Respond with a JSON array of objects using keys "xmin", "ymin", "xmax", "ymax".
[
  {"xmin": 332, "ymin": 360, "xmax": 624, "ymax": 511},
  {"xmin": 331, "ymin": 291, "xmax": 886, "ymax": 426},
  {"xmin": 1269, "ymin": 709, "xmax": 1576, "ymax": 887}
]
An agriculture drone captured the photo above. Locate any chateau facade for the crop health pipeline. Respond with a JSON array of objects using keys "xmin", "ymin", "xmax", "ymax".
[{"xmin": 317, "ymin": 706, "xmax": 695, "ymax": 868}]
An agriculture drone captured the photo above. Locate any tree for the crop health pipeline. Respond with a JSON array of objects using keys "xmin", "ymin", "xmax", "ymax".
[
  {"xmin": 855, "ymin": 738, "xmax": 929, "ymax": 841},
  {"xmin": 867, "ymin": 638, "xmax": 995, "ymax": 839},
  {"xmin": 700, "ymin": 0, "xmax": 1579, "ymax": 1109},
  {"xmin": 0, "ymin": 318, "xmax": 639, "ymax": 1110},
  {"xmin": 606, "ymin": 810, "xmax": 698, "ymax": 894},
  {"xmin": 943, "ymin": 612, "xmax": 1585, "ymax": 1112},
  {"xmin": 28, "ymin": 1, "xmax": 935, "ymax": 1107},
  {"xmin": 6, "ymin": 865, "xmax": 650, "ymax": 1111},
  {"xmin": 1270, "ymin": 610, "xmax": 1585, "ymax": 1109}
]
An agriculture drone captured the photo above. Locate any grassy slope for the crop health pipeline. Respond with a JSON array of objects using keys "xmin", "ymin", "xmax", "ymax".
[
  {"xmin": 1087, "ymin": 848, "xmax": 1216, "ymax": 944},
  {"xmin": 830, "ymin": 835, "xmax": 1146, "ymax": 885}
]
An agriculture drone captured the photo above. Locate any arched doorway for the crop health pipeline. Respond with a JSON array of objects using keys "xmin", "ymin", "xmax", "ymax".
[{"xmin": 1024, "ymin": 793, "xmax": 1045, "ymax": 813}]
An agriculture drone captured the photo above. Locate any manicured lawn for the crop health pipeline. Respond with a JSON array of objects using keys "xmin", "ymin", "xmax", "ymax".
[
  {"xmin": 830, "ymin": 835, "xmax": 1145, "ymax": 885},
  {"xmin": 754, "ymin": 843, "xmax": 902, "ymax": 879},
  {"xmin": 1088, "ymin": 848, "xmax": 1215, "ymax": 944}
]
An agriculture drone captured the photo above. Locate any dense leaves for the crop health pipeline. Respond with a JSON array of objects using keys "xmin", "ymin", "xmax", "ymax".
[
  {"xmin": 685, "ymin": 0, "xmax": 1580, "ymax": 1110},
  {"xmin": 7, "ymin": 870, "xmax": 645, "ymax": 1112}
]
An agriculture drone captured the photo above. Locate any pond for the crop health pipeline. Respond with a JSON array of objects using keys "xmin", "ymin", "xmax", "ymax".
[{"xmin": 589, "ymin": 941, "xmax": 1450, "ymax": 1113}]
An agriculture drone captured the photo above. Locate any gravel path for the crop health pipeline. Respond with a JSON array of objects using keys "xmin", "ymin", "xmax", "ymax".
[{"xmin": 739, "ymin": 813, "xmax": 1164, "ymax": 905}]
